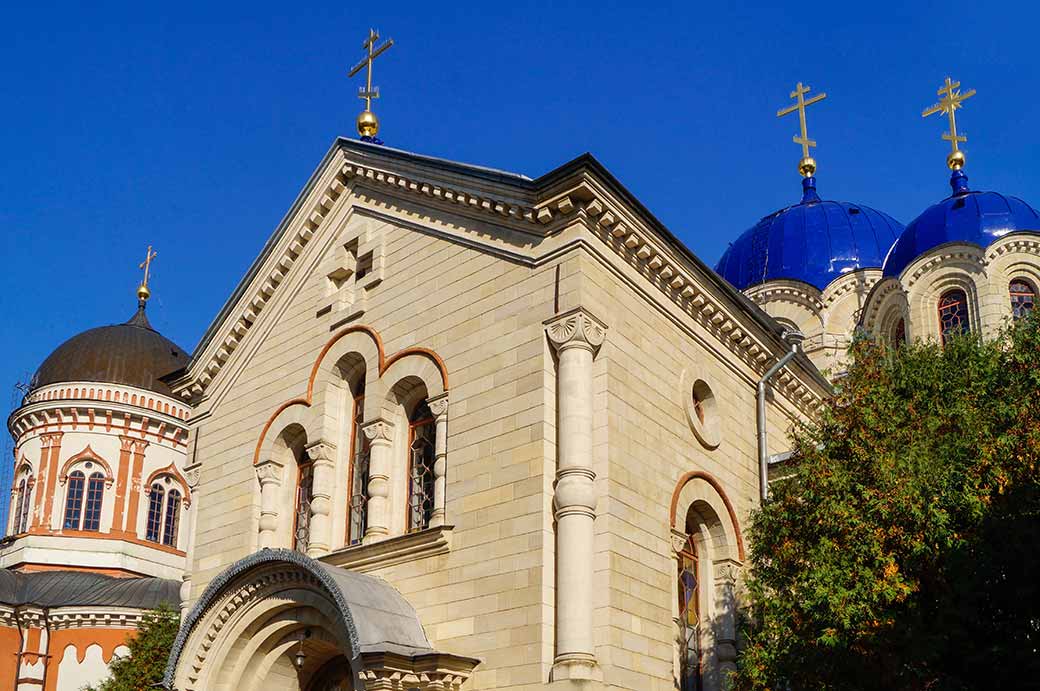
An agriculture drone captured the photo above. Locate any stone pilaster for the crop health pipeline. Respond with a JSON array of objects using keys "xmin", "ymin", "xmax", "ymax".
[
  {"xmin": 305, "ymin": 440, "xmax": 337, "ymax": 556},
  {"xmin": 427, "ymin": 393, "xmax": 449, "ymax": 528},
  {"xmin": 361, "ymin": 420, "xmax": 394, "ymax": 544},
  {"xmin": 545, "ymin": 307, "xmax": 606, "ymax": 683},
  {"xmin": 255, "ymin": 459, "xmax": 284, "ymax": 548}
]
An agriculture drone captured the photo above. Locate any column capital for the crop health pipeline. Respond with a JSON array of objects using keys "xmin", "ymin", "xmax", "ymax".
[
  {"xmin": 305, "ymin": 440, "xmax": 337, "ymax": 464},
  {"xmin": 427, "ymin": 392, "xmax": 449, "ymax": 418},
  {"xmin": 254, "ymin": 459, "xmax": 284, "ymax": 485},
  {"xmin": 184, "ymin": 462, "xmax": 203, "ymax": 489},
  {"xmin": 545, "ymin": 307, "xmax": 607, "ymax": 354},
  {"xmin": 361, "ymin": 419, "xmax": 395, "ymax": 444}
]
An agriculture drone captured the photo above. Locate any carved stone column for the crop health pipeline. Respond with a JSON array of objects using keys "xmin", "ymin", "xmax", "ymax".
[
  {"xmin": 361, "ymin": 420, "xmax": 394, "ymax": 544},
  {"xmin": 427, "ymin": 393, "xmax": 449, "ymax": 528},
  {"xmin": 255, "ymin": 459, "xmax": 284, "ymax": 549},
  {"xmin": 713, "ymin": 558, "xmax": 741, "ymax": 680},
  {"xmin": 180, "ymin": 462, "xmax": 202, "ymax": 620},
  {"xmin": 305, "ymin": 440, "xmax": 337, "ymax": 556},
  {"xmin": 545, "ymin": 307, "xmax": 606, "ymax": 683}
]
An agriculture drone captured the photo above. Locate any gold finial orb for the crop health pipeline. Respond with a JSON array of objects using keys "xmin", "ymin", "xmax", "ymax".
[
  {"xmin": 798, "ymin": 156, "xmax": 817, "ymax": 178},
  {"xmin": 137, "ymin": 283, "xmax": 151, "ymax": 302},
  {"xmin": 946, "ymin": 149, "xmax": 966, "ymax": 170},
  {"xmin": 357, "ymin": 110, "xmax": 379, "ymax": 138}
]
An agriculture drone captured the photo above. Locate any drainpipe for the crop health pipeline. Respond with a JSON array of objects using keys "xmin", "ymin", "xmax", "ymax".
[{"xmin": 757, "ymin": 330, "xmax": 804, "ymax": 503}]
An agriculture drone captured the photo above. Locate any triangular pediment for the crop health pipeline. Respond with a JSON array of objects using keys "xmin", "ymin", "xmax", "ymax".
[{"xmin": 168, "ymin": 138, "xmax": 829, "ymax": 411}]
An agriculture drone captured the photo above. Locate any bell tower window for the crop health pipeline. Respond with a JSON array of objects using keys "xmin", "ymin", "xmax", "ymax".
[
  {"xmin": 146, "ymin": 484, "xmax": 165, "ymax": 542},
  {"xmin": 63, "ymin": 470, "xmax": 104, "ymax": 532},
  {"xmin": 163, "ymin": 489, "xmax": 182, "ymax": 547}
]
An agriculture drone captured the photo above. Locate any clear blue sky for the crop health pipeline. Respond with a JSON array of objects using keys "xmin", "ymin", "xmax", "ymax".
[{"xmin": 2, "ymin": 0, "xmax": 1038, "ymax": 433}]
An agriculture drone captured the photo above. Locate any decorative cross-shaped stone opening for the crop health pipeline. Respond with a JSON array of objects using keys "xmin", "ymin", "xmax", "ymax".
[{"xmin": 317, "ymin": 220, "xmax": 385, "ymax": 326}]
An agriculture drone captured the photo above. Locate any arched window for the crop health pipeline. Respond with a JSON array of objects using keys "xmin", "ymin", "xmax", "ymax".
[
  {"xmin": 347, "ymin": 386, "xmax": 369, "ymax": 545},
  {"xmin": 63, "ymin": 471, "xmax": 85, "ymax": 530},
  {"xmin": 163, "ymin": 489, "xmax": 181, "ymax": 547},
  {"xmin": 293, "ymin": 455, "xmax": 314, "ymax": 554},
  {"xmin": 1010, "ymin": 279, "xmax": 1036, "ymax": 320},
  {"xmin": 677, "ymin": 534, "xmax": 702, "ymax": 691},
  {"xmin": 13, "ymin": 479, "xmax": 28, "ymax": 534},
  {"xmin": 407, "ymin": 399, "xmax": 436, "ymax": 532},
  {"xmin": 892, "ymin": 318, "xmax": 907, "ymax": 347},
  {"xmin": 938, "ymin": 289, "xmax": 970, "ymax": 344},
  {"xmin": 146, "ymin": 484, "xmax": 165, "ymax": 542},
  {"xmin": 82, "ymin": 472, "xmax": 105, "ymax": 531}
]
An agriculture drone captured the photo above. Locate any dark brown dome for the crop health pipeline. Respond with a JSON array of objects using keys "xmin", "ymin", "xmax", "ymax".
[{"xmin": 32, "ymin": 306, "xmax": 189, "ymax": 397}]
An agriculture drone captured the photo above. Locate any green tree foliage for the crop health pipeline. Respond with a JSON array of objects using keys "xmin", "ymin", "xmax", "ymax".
[
  {"xmin": 735, "ymin": 317, "xmax": 1040, "ymax": 690},
  {"xmin": 84, "ymin": 604, "xmax": 180, "ymax": 691}
]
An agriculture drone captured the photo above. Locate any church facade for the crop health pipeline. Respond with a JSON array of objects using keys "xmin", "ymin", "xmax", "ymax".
[{"xmin": 4, "ymin": 75, "xmax": 1038, "ymax": 691}]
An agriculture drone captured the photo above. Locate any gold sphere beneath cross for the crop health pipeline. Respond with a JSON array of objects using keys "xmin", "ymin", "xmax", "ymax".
[
  {"xmin": 798, "ymin": 156, "xmax": 817, "ymax": 178},
  {"xmin": 947, "ymin": 150, "xmax": 966, "ymax": 170},
  {"xmin": 357, "ymin": 110, "xmax": 379, "ymax": 138},
  {"xmin": 137, "ymin": 283, "xmax": 151, "ymax": 302}
]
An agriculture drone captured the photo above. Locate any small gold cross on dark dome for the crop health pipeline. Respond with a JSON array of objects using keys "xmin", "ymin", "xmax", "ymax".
[{"xmin": 137, "ymin": 245, "xmax": 157, "ymax": 303}]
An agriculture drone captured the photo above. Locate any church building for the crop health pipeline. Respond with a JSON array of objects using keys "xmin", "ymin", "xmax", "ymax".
[{"xmin": 2, "ymin": 37, "xmax": 1037, "ymax": 691}]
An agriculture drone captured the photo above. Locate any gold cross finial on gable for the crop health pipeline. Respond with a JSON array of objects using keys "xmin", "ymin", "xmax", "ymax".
[
  {"xmin": 922, "ymin": 76, "xmax": 976, "ymax": 170},
  {"xmin": 777, "ymin": 82, "xmax": 827, "ymax": 178},
  {"xmin": 137, "ymin": 245, "xmax": 157, "ymax": 304},
  {"xmin": 348, "ymin": 28, "xmax": 394, "ymax": 140}
]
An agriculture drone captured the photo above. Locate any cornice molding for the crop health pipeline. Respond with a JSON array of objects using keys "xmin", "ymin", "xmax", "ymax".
[
  {"xmin": 9, "ymin": 400, "xmax": 189, "ymax": 450},
  {"xmin": 170, "ymin": 148, "xmax": 827, "ymax": 415}
]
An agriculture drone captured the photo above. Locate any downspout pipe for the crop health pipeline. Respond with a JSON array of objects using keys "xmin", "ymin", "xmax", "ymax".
[{"xmin": 756, "ymin": 330, "xmax": 804, "ymax": 503}]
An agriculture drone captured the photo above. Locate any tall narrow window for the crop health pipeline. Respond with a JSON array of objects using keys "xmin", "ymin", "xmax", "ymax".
[
  {"xmin": 146, "ymin": 484, "xmax": 165, "ymax": 542},
  {"xmin": 347, "ymin": 389, "xmax": 369, "ymax": 545},
  {"xmin": 63, "ymin": 471, "xmax": 85, "ymax": 530},
  {"xmin": 163, "ymin": 489, "xmax": 181, "ymax": 547},
  {"xmin": 677, "ymin": 535, "xmax": 702, "ymax": 691},
  {"xmin": 82, "ymin": 472, "xmax": 105, "ymax": 531},
  {"xmin": 407, "ymin": 400, "xmax": 436, "ymax": 532},
  {"xmin": 294, "ymin": 457, "xmax": 314, "ymax": 554},
  {"xmin": 938, "ymin": 289, "xmax": 970, "ymax": 344},
  {"xmin": 1010, "ymin": 279, "xmax": 1036, "ymax": 320},
  {"xmin": 13, "ymin": 480, "xmax": 27, "ymax": 534}
]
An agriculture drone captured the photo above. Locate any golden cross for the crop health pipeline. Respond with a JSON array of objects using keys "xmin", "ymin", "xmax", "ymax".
[
  {"xmin": 348, "ymin": 29, "xmax": 394, "ymax": 112},
  {"xmin": 777, "ymin": 82, "xmax": 827, "ymax": 177},
  {"xmin": 922, "ymin": 76, "xmax": 975, "ymax": 166},
  {"xmin": 139, "ymin": 246, "xmax": 158, "ymax": 288}
]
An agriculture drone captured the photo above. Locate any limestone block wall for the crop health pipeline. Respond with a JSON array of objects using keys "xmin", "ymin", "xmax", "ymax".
[
  {"xmin": 575, "ymin": 252, "xmax": 816, "ymax": 690},
  {"xmin": 186, "ymin": 211, "xmax": 566, "ymax": 689}
]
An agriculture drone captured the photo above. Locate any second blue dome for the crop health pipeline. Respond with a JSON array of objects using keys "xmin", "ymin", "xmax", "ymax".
[
  {"xmin": 715, "ymin": 178, "xmax": 905, "ymax": 292},
  {"xmin": 882, "ymin": 174, "xmax": 1040, "ymax": 278}
]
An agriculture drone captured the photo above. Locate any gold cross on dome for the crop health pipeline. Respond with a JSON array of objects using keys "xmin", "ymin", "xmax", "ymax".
[
  {"xmin": 139, "ymin": 246, "xmax": 157, "ymax": 287},
  {"xmin": 349, "ymin": 29, "xmax": 394, "ymax": 112},
  {"xmin": 137, "ymin": 245, "xmax": 157, "ymax": 303},
  {"xmin": 777, "ymin": 82, "xmax": 827, "ymax": 177},
  {"xmin": 922, "ymin": 76, "xmax": 975, "ymax": 169}
]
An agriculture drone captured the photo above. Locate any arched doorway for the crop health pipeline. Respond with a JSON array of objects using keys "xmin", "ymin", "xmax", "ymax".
[
  {"xmin": 164, "ymin": 549, "xmax": 478, "ymax": 691},
  {"xmin": 306, "ymin": 655, "xmax": 352, "ymax": 691}
]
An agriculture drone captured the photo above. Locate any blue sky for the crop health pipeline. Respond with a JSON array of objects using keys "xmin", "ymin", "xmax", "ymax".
[{"xmin": 2, "ymin": 0, "xmax": 1038, "ymax": 438}]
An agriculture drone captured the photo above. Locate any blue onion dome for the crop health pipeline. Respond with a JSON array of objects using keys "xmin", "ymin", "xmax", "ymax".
[
  {"xmin": 715, "ymin": 177, "xmax": 905, "ymax": 291},
  {"xmin": 882, "ymin": 170, "xmax": 1040, "ymax": 278}
]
